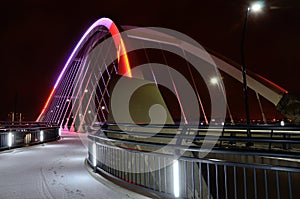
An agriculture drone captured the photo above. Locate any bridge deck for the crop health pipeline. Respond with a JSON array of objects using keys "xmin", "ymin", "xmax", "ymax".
[{"xmin": 0, "ymin": 131, "xmax": 149, "ymax": 199}]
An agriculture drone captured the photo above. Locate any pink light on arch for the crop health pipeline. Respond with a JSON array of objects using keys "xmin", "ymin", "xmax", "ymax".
[{"xmin": 36, "ymin": 18, "xmax": 132, "ymax": 121}]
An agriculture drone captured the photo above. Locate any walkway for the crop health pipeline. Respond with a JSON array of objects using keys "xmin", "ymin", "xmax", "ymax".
[{"xmin": 0, "ymin": 131, "xmax": 149, "ymax": 199}]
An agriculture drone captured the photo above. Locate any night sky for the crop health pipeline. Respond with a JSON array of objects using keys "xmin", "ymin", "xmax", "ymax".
[{"xmin": 0, "ymin": 0, "xmax": 299, "ymax": 121}]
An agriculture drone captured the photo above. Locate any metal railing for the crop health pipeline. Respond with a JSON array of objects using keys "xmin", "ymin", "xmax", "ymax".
[
  {"xmin": 0, "ymin": 121, "xmax": 56, "ymax": 129},
  {"xmin": 87, "ymin": 123, "xmax": 300, "ymax": 198},
  {"xmin": 0, "ymin": 123, "xmax": 60, "ymax": 150}
]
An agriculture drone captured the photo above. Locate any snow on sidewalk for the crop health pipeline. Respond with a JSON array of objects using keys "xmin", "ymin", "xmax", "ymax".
[{"xmin": 0, "ymin": 132, "xmax": 149, "ymax": 199}]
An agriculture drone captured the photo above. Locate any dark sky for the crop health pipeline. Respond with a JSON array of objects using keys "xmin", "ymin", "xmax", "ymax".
[{"xmin": 0, "ymin": 0, "xmax": 299, "ymax": 121}]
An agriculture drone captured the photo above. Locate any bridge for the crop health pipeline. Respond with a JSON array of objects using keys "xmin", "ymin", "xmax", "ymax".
[{"xmin": 1, "ymin": 17, "xmax": 300, "ymax": 199}]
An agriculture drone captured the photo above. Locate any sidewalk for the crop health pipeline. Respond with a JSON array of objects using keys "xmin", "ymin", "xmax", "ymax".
[{"xmin": 0, "ymin": 131, "xmax": 150, "ymax": 199}]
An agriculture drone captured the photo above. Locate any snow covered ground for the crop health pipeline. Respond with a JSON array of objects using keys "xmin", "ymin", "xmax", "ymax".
[{"xmin": 0, "ymin": 131, "xmax": 149, "ymax": 199}]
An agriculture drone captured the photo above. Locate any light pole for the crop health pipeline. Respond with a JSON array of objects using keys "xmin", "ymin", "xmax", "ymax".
[{"xmin": 241, "ymin": 2, "xmax": 263, "ymax": 142}]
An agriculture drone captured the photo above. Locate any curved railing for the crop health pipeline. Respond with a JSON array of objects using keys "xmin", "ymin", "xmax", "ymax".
[
  {"xmin": 0, "ymin": 122, "xmax": 60, "ymax": 150},
  {"xmin": 87, "ymin": 123, "xmax": 300, "ymax": 198}
]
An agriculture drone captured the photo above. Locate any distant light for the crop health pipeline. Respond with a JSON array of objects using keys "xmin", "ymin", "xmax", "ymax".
[
  {"xmin": 84, "ymin": 89, "xmax": 88, "ymax": 93},
  {"xmin": 66, "ymin": 99, "xmax": 70, "ymax": 102},
  {"xmin": 173, "ymin": 160, "xmax": 180, "ymax": 198},
  {"xmin": 88, "ymin": 110, "xmax": 92, "ymax": 114},
  {"xmin": 210, "ymin": 77, "xmax": 219, "ymax": 85},
  {"xmin": 8, "ymin": 132, "xmax": 13, "ymax": 147},
  {"xmin": 209, "ymin": 158, "xmax": 222, "ymax": 162},
  {"xmin": 40, "ymin": 130, "xmax": 44, "ymax": 142},
  {"xmin": 280, "ymin": 120, "xmax": 285, "ymax": 126},
  {"xmin": 101, "ymin": 106, "xmax": 105, "ymax": 110},
  {"xmin": 250, "ymin": 2, "xmax": 264, "ymax": 12}
]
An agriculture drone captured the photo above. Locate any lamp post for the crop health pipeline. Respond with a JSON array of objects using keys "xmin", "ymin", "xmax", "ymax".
[{"xmin": 241, "ymin": 2, "xmax": 263, "ymax": 143}]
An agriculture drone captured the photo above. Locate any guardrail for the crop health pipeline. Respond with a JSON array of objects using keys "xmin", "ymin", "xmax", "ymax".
[
  {"xmin": 96, "ymin": 123, "xmax": 300, "ymax": 155},
  {"xmin": 0, "ymin": 123, "xmax": 60, "ymax": 150},
  {"xmin": 87, "ymin": 123, "xmax": 300, "ymax": 198},
  {"xmin": 0, "ymin": 121, "xmax": 54, "ymax": 129}
]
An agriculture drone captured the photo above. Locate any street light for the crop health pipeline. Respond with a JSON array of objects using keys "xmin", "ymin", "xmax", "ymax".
[
  {"xmin": 210, "ymin": 77, "xmax": 219, "ymax": 85},
  {"xmin": 241, "ymin": 1, "xmax": 264, "ymax": 142},
  {"xmin": 210, "ymin": 76, "xmax": 235, "ymax": 124},
  {"xmin": 250, "ymin": 2, "xmax": 264, "ymax": 12}
]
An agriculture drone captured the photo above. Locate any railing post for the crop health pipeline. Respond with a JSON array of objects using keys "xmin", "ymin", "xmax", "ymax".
[{"xmin": 269, "ymin": 129, "xmax": 274, "ymax": 150}]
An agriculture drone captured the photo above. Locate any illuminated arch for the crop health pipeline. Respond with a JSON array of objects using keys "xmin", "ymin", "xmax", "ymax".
[
  {"xmin": 36, "ymin": 18, "xmax": 132, "ymax": 121},
  {"xmin": 37, "ymin": 20, "xmax": 295, "ymax": 125}
]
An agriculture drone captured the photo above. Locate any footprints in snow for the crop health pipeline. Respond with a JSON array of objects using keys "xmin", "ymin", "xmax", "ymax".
[
  {"xmin": 64, "ymin": 188, "xmax": 85, "ymax": 197},
  {"xmin": 47, "ymin": 160, "xmax": 84, "ymax": 197}
]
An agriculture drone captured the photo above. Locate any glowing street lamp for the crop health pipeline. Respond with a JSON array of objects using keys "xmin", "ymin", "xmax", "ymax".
[
  {"xmin": 241, "ymin": 1, "xmax": 264, "ymax": 143},
  {"xmin": 210, "ymin": 77, "xmax": 219, "ymax": 85},
  {"xmin": 250, "ymin": 2, "xmax": 264, "ymax": 12}
]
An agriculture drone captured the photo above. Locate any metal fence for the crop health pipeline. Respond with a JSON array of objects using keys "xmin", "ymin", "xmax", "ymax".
[
  {"xmin": 0, "ymin": 123, "xmax": 60, "ymax": 150},
  {"xmin": 87, "ymin": 124, "xmax": 300, "ymax": 199}
]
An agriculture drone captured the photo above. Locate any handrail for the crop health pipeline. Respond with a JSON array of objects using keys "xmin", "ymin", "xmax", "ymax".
[
  {"xmin": 101, "ymin": 122, "xmax": 300, "ymax": 130},
  {"xmin": 87, "ymin": 124, "xmax": 300, "ymax": 199},
  {"xmin": 0, "ymin": 122, "xmax": 58, "ymax": 130},
  {"xmin": 93, "ymin": 123, "xmax": 300, "ymax": 156}
]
